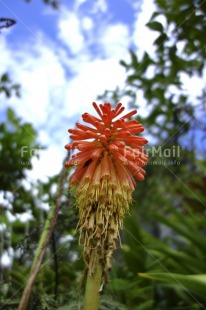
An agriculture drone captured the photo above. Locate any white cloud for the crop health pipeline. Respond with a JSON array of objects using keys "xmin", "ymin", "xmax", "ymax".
[
  {"xmin": 64, "ymin": 58, "xmax": 127, "ymax": 117},
  {"xmin": 180, "ymin": 72, "xmax": 205, "ymax": 100},
  {"xmin": 92, "ymin": 0, "xmax": 108, "ymax": 13},
  {"xmin": 57, "ymin": 10, "xmax": 85, "ymax": 54},
  {"xmin": 82, "ymin": 16, "xmax": 94, "ymax": 31},
  {"xmin": 74, "ymin": 0, "xmax": 88, "ymax": 10},
  {"xmin": 100, "ymin": 23, "xmax": 131, "ymax": 58},
  {"xmin": 126, "ymin": 0, "xmax": 141, "ymax": 10},
  {"xmin": 27, "ymin": 146, "xmax": 65, "ymax": 182},
  {"xmin": 0, "ymin": 36, "xmax": 13, "ymax": 72},
  {"xmin": 1, "ymin": 22, "xmax": 128, "ymax": 181},
  {"xmin": 0, "ymin": 0, "xmax": 150, "ymax": 181},
  {"xmin": 7, "ymin": 40, "xmax": 67, "ymax": 128},
  {"xmin": 133, "ymin": 0, "xmax": 158, "ymax": 59}
]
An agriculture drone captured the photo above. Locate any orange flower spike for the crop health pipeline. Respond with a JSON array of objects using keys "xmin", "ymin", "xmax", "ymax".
[
  {"xmin": 82, "ymin": 112, "xmax": 101, "ymax": 127},
  {"xmin": 65, "ymin": 141, "xmax": 82, "ymax": 150},
  {"xmin": 107, "ymin": 155, "xmax": 118, "ymax": 188},
  {"xmin": 114, "ymin": 105, "xmax": 125, "ymax": 118},
  {"xmin": 68, "ymin": 150, "xmax": 94, "ymax": 166},
  {"xmin": 87, "ymin": 162, "xmax": 103, "ymax": 201},
  {"xmin": 92, "ymin": 101, "xmax": 103, "ymax": 118},
  {"xmin": 101, "ymin": 152, "xmax": 110, "ymax": 178},
  {"xmin": 121, "ymin": 109, "xmax": 138, "ymax": 119},
  {"xmin": 77, "ymin": 142, "xmax": 101, "ymax": 152},
  {"xmin": 65, "ymin": 102, "xmax": 148, "ymax": 282},
  {"xmin": 68, "ymin": 165, "xmax": 85, "ymax": 188},
  {"xmin": 76, "ymin": 122, "xmax": 98, "ymax": 133},
  {"xmin": 94, "ymin": 120, "xmax": 103, "ymax": 132},
  {"xmin": 91, "ymin": 148, "xmax": 103, "ymax": 160}
]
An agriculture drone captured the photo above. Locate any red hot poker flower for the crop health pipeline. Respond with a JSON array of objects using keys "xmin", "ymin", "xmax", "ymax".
[{"xmin": 65, "ymin": 102, "xmax": 148, "ymax": 281}]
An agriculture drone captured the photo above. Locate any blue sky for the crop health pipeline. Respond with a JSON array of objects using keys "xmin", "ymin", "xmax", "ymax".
[
  {"xmin": 0, "ymin": 0, "xmax": 204, "ymax": 181},
  {"xmin": 0, "ymin": 0, "xmax": 158, "ymax": 180}
]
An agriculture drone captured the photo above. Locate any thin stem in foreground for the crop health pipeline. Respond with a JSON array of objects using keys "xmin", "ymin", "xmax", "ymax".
[{"xmin": 18, "ymin": 169, "xmax": 66, "ymax": 310}]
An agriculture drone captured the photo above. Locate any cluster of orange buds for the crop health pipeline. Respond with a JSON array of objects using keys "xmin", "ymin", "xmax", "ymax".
[{"xmin": 65, "ymin": 102, "xmax": 148, "ymax": 281}]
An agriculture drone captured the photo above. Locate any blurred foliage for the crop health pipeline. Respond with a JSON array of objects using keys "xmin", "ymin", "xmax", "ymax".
[
  {"xmin": 0, "ymin": 74, "xmax": 20, "ymax": 98},
  {"xmin": 0, "ymin": 19, "xmax": 16, "ymax": 31},
  {"xmin": 97, "ymin": 0, "xmax": 206, "ymax": 309},
  {"xmin": 24, "ymin": 0, "xmax": 60, "ymax": 9},
  {"xmin": 0, "ymin": 108, "xmax": 38, "ymax": 191},
  {"xmin": 99, "ymin": 0, "xmax": 206, "ymax": 148},
  {"xmin": 1, "ymin": 0, "xmax": 206, "ymax": 309}
]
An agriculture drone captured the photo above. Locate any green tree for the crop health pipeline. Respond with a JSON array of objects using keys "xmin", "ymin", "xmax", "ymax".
[{"xmin": 98, "ymin": 0, "xmax": 206, "ymax": 309}]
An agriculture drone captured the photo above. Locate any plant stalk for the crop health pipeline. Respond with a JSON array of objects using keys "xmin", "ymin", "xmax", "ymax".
[
  {"xmin": 18, "ymin": 169, "xmax": 66, "ymax": 310},
  {"xmin": 18, "ymin": 202, "xmax": 59, "ymax": 310},
  {"xmin": 83, "ymin": 261, "xmax": 102, "ymax": 310}
]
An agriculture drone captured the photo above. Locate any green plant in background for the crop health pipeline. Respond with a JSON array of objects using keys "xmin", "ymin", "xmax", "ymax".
[
  {"xmin": 0, "ymin": 77, "xmax": 39, "ymax": 300},
  {"xmin": 0, "ymin": 74, "xmax": 20, "ymax": 98},
  {"xmin": 97, "ymin": 0, "xmax": 206, "ymax": 309},
  {"xmin": 1, "ymin": 0, "xmax": 206, "ymax": 309},
  {"xmin": 0, "ymin": 73, "xmax": 79, "ymax": 309},
  {"xmin": 99, "ymin": 0, "xmax": 206, "ymax": 152},
  {"xmin": 24, "ymin": 0, "xmax": 60, "ymax": 9}
]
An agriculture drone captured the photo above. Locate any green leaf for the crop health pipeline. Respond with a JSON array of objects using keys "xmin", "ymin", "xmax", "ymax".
[
  {"xmin": 146, "ymin": 21, "xmax": 163, "ymax": 32},
  {"xmin": 123, "ymin": 214, "xmax": 146, "ymax": 273},
  {"xmin": 129, "ymin": 49, "xmax": 139, "ymax": 68},
  {"xmin": 1, "ymin": 73, "xmax": 9, "ymax": 82},
  {"xmin": 154, "ymin": 33, "xmax": 168, "ymax": 47},
  {"xmin": 120, "ymin": 60, "xmax": 129, "ymax": 69},
  {"xmin": 136, "ymin": 300, "xmax": 154, "ymax": 310},
  {"xmin": 154, "ymin": 214, "xmax": 206, "ymax": 253},
  {"xmin": 139, "ymin": 273, "xmax": 206, "ymax": 297},
  {"xmin": 150, "ymin": 11, "xmax": 160, "ymax": 20}
]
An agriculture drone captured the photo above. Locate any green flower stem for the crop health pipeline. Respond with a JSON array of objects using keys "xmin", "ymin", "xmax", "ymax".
[
  {"xmin": 18, "ymin": 169, "xmax": 66, "ymax": 310},
  {"xmin": 83, "ymin": 260, "xmax": 102, "ymax": 310},
  {"xmin": 18, "ymin": 202, "xmax": 59, "ymax": 310}
]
